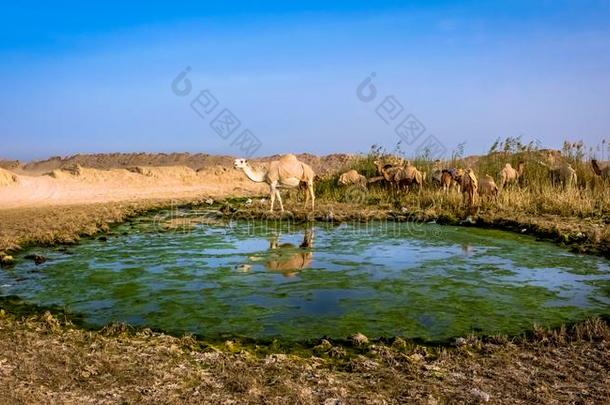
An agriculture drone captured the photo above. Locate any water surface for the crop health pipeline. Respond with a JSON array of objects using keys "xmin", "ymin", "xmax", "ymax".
[{"xmin": 1, "ymin": 211, "xmax": 609, "ymax": 341}]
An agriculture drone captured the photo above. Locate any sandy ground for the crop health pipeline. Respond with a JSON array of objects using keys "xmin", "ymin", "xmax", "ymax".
[{"xmin": 0, "ymin": 165, "xmax": 266, "ymax": 209}]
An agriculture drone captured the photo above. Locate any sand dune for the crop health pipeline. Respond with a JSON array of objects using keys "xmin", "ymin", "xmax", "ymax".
[
  {"xmin": 0, "ymin": 164, "xmax": 266, "ymax": 209},
  {"xmin": 13, "ymin": 152, "xmax": 355, "ymax": 176}
]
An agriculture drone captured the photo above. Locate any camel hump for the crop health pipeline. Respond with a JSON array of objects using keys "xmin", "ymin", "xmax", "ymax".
[
  {"xmin": 279, "ymin": 154, "xmax": 298, "ymax": 164},
  {"xmin": 266, "ymin": 154, "xmax": 314, "ymax": 184}
]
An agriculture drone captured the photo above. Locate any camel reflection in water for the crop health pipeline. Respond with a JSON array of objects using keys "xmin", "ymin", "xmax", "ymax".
[
  {"xmin": 461, "ymin": 244, "xmax": 474, "ymax": 256},
  {"xmin": 267, "ymin": 227, "xmax": 314, "ymax": 277},
  {"xmin": 238, "ymin": 227, "xmax": 314, "ymax": 277}
]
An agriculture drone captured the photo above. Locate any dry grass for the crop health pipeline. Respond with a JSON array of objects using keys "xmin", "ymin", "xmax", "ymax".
[
  {"xmin": 0, "ymin": 198, "xmax": 210, "ymax": 257},
  {"xmin": 0, "ymin": 310, "xmax": 608, "ymax": 404}
]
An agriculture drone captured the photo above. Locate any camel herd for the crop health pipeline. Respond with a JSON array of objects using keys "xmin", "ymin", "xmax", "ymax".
[
  {"xmin": 234, "ymin": 154, "xmax": 609, "ymax": 213},
  {"xmin": 337, "ymin": 157, "xmax": 607, "ymax": 211}
]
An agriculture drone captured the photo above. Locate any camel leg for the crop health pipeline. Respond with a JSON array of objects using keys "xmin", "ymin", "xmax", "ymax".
[
  {"xmin": 308, "ymin": 183, "xmax": 315, "ymax": 211},
  {"xmin": 269, "ymin": 184, "xmax": 276, "ymax": 212},
  {"xmin": 275, "ymin": 189, "xmax": 284, "ymax": 212},
  {"xmin": 304, "ymin": 184, "xmax": 310, "ymax": 209}
]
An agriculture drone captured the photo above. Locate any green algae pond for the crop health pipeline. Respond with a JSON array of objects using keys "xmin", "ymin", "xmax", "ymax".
[{"xmin": 1, "ymin": 209, "xmax": 609, "ymax": 342}]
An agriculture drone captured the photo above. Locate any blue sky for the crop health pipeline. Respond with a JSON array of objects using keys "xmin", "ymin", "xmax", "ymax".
[{"xmin": 1, "ymin": 1, "xmax": 609, "ymax": 160}]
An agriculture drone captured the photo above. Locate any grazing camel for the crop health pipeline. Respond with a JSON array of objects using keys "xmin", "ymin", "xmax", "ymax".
[
  {"xmin": 591, "ymin": 159, "xmax": 610, "ymax": 180},
  {"xmin": 460, "ymin": 169, "xmax": 479, "ymax": 211},
  {"xmin": 373, "ymin": 160, "xmax": 401, "ymax": 186},
  {"xmin": 440, "ymin": 170, "xmax": 455, "ymax": 193},
  {"xmin": 498, "ymin": 162, "xmax": 525, "ymax": 190},
  {"xmin": 440, "ymin": 168, "xmax": 464, "ymax": 193},
  {"xmin": 479, "ymin": 175, "xmax": 499, "ymax": 200},
  {"xmin": 234, "ymin": 154, "xmax": 315, "ymax": 212},
  {"xmin": 556, "ymin": 163, "xmax": 578, "ymax": 189},
  {"xmin": 338, "ymin": 169, "xmax": 367, "ymax": 188},
  {"xmin": 374, "ymin": 160, "xmax": 423, "ymax": 190},
  {"xmin": 394, "ymin": 164, "xmax": 424, "ymax": 190},
  {"xmin": 537, "ymin": 160, "xmax": 577, "ymax": 189}
]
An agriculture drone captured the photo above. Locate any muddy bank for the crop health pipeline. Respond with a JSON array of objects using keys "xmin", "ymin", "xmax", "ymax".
[{"xmin": 0, "ymin": 198, "xmax": 212, "ymax": 257}]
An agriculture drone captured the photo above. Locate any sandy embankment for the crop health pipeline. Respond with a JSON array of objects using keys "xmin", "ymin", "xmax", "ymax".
[{"xmin": 0, "ymin": 164, "xmax": 265, "ymax": 209}]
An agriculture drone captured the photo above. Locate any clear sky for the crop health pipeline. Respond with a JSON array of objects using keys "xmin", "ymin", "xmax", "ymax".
[{"xmin": 1, "ymin": 1, "xmax": 609, "ymax": 160}]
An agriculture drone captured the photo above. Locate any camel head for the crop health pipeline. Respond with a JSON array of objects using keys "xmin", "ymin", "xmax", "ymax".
[
  {"xmin": 373, "ymin": 160, "xmax": 387, "ymax": 175},
  {"xmin": 233, "ymin": 158, "xmax": 249, "ymax": 170}
]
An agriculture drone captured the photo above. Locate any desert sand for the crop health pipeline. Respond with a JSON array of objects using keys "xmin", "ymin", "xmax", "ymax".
[{"xmin": 0, "ymin": 164, "xmax": 265, "ymax": 209}]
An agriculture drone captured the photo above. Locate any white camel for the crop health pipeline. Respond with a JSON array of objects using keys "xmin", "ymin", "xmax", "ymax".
[{"xmin": 234, "ymin": 154, "xmax": 315, "ymax": 212}]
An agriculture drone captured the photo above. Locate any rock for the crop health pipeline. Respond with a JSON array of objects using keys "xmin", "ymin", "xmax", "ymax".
[
  {"xmin": 0, "ymin": 255, "xmax": 15, "ymax": 267},
  {"xmin": 205, "ymin": 198, "xmax": 214, "ymax": 205},
  {"xmin": 455, "ymin": 337, "xmax": 467, "ymax": 346},
  {"xmin": 25, "ymin": 254, "xmax": 47, "ymax": 265},
  {"xmin": 460, "ymin": 216, "xmax": 476, "ymax": 225},
  {"xmin": 245, "ymin": 198, "xmax": 253, "ymax": 206},
  {"xmin": 470, "ymin": 388, "xmax": 490, "ymax": 402},
  {"xmin": 349, "ymin": 332, "xmax": 369, "ymax": 346},
  {"xmin": 98, "ymin": 236, "xmax": 108, "ymax": 242},
  {"xmin": 234, "ymin": 264, "xmax": 252, "ymax": 272}
]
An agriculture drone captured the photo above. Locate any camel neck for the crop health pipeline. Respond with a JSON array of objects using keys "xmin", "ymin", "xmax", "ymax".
[{"xmin": 242, "ymin": 164, "xmax": 267, "ymax": 183}]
